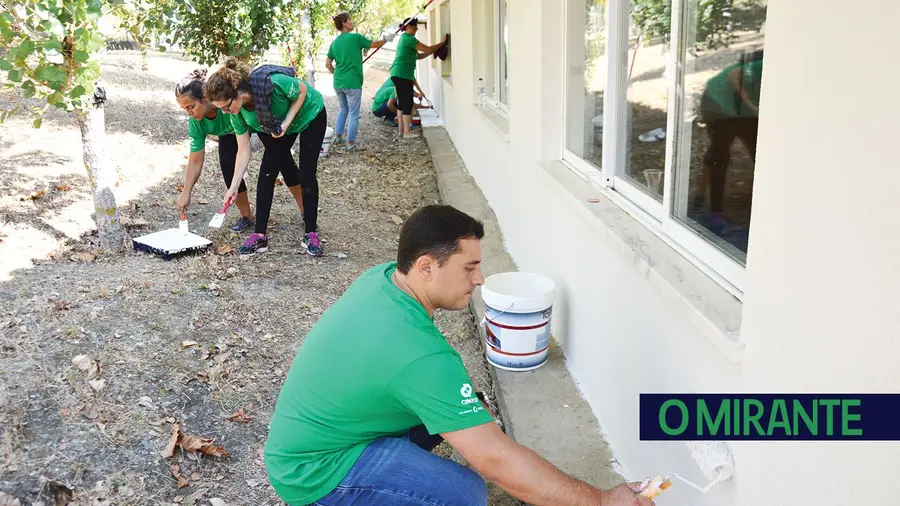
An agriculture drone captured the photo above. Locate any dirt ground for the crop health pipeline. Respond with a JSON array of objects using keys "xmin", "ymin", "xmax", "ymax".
[{"xmin": 0, "ymin": 52, "xmax": 518, "ymax": 505}]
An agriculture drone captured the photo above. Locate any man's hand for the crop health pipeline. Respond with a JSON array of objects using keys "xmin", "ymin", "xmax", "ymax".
[
  {"xmin": 177, "ymin": 190, "xmax": 191, "ymax": 215},
  {"xmin": 599, "ymin": 483, "xmax": 656, "ymax": 506}
]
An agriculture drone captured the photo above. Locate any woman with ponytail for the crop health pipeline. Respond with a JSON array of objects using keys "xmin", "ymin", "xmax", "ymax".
[
  {"xmin": 204, "ymin": 57, "xmax": 327, "ymax": 257},
  {"xmin": 174, "ymin": 68, "xmax": 255, "ymax": 231}
]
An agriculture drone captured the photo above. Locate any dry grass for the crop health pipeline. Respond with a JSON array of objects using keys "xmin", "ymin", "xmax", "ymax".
[{"xmin": 0, "ymin": 53, "xmax": 517, "ymax": 505}]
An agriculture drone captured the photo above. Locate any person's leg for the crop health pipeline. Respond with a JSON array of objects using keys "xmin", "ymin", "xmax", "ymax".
[
  {"xmin": 217, "ymin": 134, "xmax": 255, "ymax": 231},
  {"xmin": 703, "ymin": 119, "xmax": 739, "ymax": 229},
  {"xmin": 297, "ymin": 109, "xmax": 327, "ymax": 256},
  {"xmin": 333, "ymin": 89, "xmax": 349, "ymax": 143},
  {"xmin": 270, "ymin": 133, "xmax": 304, "ymax": 217},
  {"xmin": 238, "ymin": 134, "xmax": 280, "ymax": 255},
  {"xmin": 344, "ymin": 88, "xmax": 363, "ymax": 148},
  {"xmin": 391, "ymin": 77, "xmax": 414, "ymax": 136},
  {"xmin": 312, "ymin": 436, "xmax": 487, "ymax": 506}
]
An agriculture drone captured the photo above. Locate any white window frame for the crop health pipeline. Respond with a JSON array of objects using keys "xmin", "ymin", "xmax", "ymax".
[
  {"xmin": 483, "ymin": 0, "xmax": 509, "ymax": 115},
  {"xmin": 561, "ymin": 0, "xmax": 749, "ymax": 298}
]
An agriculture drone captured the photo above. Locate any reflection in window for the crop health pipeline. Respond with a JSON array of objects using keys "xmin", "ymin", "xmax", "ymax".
[
  {"xmin": 673, "ymin": 0, "xmax": 767, "ymax": 263},
  {"xmin": 565, "ymin": 0, "xmax": 607, "ymax": 169}
]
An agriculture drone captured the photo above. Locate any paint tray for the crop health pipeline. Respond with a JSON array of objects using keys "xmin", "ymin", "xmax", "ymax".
[{"xmin": 132, "ymin": 227, "xmax": 212, "ymax": 260}]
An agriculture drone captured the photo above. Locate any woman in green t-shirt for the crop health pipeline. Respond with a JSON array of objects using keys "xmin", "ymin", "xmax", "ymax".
[
  {"xmin": 204, "ymin": 57, "xmax": 327, "ymax": 257},
  {"xmin": 325, "ymin": 12, "xmax": 390, "ymax": 150},
  {"xmin": 174, "ymin": 68, "xmax": 255, "ymax": 232},
  {"xmin": 390, "ymin": 18, "xmax": 447, "ymax": 138}
]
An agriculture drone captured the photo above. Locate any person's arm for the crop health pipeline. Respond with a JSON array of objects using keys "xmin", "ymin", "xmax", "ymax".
[
  {"xmin": 272, "ymin": 80, "xmax": 308, "ymax": 138},
  {"xmin": 325, "ymin": 57, "xmax": 335, "ymax": 74},
  {"xmin": 223, "ymin": 131, "xmax": 251, "ymax": 206},
  {"xmin": 413, "ymin": 79, "xmax": 425, "ymax": 98},
  {"xmin": 442, "ymin": 422, "xmax": 655, "ymax": 506},
  {"xmin": 370, "ymin": 38, "xmax": 387, "ymax": 49},
  {"xmin": 415, "ymin": 35, "xmax": 446, "ymax": 57},
  {"xmin": 178, "ymin": 149, "xmax": 205, "ymax": 214},
  {"xmin": 727, "ymin": 66, "xmax": 758, "ymax": 114}
]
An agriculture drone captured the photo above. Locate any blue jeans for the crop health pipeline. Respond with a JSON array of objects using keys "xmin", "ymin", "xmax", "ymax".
[
  {"xmin": 334, "ymin": 88, "xmax": 362, "ymax": 142},
  {"xmin": 310, "ymin": 427, "xmax": 488, "ymax": 506}
]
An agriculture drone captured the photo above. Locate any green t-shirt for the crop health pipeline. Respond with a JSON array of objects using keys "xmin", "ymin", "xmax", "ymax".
[
  {"xmin": 264, "ymin": 262, "xmax": 494, "ymax": 505},
  {"xmin": 702, "ymin": 58, "xmax": 763, "ymax": 119},
  {"xmin": 327, "ymin": 32, "xmax": 373, "ymax": 90},
  {"xmin": 187, "ymin": 111, "xmax": 234, "ymax": 152},
  {"xmin": 230, "ymin": 74, "xmax": 325, "ymax": 136},
  {"xmin": 389, "ymin": 32, "xmax": 419, "ymax": 80},
  {"xmin": 371, "ymin": 79, "xmax": 396, "ymax": 113}
]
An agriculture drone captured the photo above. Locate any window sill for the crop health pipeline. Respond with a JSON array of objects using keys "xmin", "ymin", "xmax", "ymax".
[
  {"xmin": 475, "ymin": 104, "xmax": 510, "ymax": 142},
  {"xmin": 540, "ymin": 160, "xmax": 746, "ymax": 363}
]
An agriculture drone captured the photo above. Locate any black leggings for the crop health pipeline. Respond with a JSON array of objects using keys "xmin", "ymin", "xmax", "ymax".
[
  {"xmin": 391, "ymin": 76, "xmax": 415, "ymax": 115},
  {"xmin": 217, "ymin": 134, "xmax": 247, "ymax": 194},
  {"xmin": 255, "ymin": 107, "xmax": 327, "ymax": 235},
  {"xmin": 703, "ymin": 117, "xmax": 758, "ymax": 214}
]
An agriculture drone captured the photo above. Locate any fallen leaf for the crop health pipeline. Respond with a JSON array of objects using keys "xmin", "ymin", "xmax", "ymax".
[
  {"xmin": 80, "ymin": 404, "xmax": 99, "ymax": 420},
  {"xmin": 0, "ymin": 491, "xmax": 22, "ymax": 506},
  {"xmin": 182, "ymin": 340, "xmax": 199, "ymax": 348},
  {"xmin": 390, "ymin": 214, "xmax": 403, "ymax": 225},
  {"xmin": 72, "ymin": 355, "xmax": 91, "ymax": 371},
  {"xmin": 184, "ymin": 489, "xmax": 207, "ymax": 504},
  {"xmin": 190, "ymin": 471, "xmax": 201, "ymax": 481},
  {"xmin": 162, "ymin": 424, "xmax": 231, "ymax": 458},
  {"xmin": 198, "ymin": 198, "xmax": 209, "ymax": 205},
  {"xmin": 173, "ymin": 496, "xmax": 184, "ymax": 503},
  {"xmin": 162, "ymin": 423, "xmax": 180, "ymax": 458},
  {"xmin": 55, "ymin": 184, "xmax": 71, "ymax": 192},
  {"xmin": 169, "ymin": 463, "xmax": 189, "ymax": 489},
  {"xmin": 88, "ymin": 378, "xmax": 106, "ymax": 392},
  {"xmin": 215, "ymin": 244, "xmax": 236, "ymax": 255},
  {"xmin": 175, "ymin": 184, "xmax": 185, "ymax": 193},
  {"xmin": 209, "ymin": 499, "xmax": 228, "ymax": 506},
  {"xmin": 274, "ymin": 178, "xmax": 284, "ymax": 186},
  {"xmin": 71, "ymin": 252, "xmax": 96, "ymax": 263},
  {"xmin": 18, "ymin": 189, "xmax": 45, "ymax": 201},
  {"xmin": 227, "ymin": 408, "xmax": 252, "ymax": 424},
  {"xmin": 138, "ymin": 396, "xmax": 154, "ymax": 408},
  {"xmin": 87, "ymin": 359, "xmax": 102, "ymax": 379}
]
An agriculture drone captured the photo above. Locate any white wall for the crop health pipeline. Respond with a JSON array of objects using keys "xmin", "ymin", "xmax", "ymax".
[{"xmin": 433, "ymin": 0, "xmax": 900, "ymax": 505}]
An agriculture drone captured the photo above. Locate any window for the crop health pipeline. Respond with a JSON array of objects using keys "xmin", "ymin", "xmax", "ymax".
[
  {"xmin": 477, "ymin": 0, "xmax": 508, "ymax": 113},
  {"xmin": 564, "ymin": 0, "xmax": 768, "ymax": 293}
]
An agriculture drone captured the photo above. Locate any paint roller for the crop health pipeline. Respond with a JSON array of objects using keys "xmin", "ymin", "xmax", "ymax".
[{"xmin": 640, "ymin": 441, "xmax": 736, "ymax": 499}]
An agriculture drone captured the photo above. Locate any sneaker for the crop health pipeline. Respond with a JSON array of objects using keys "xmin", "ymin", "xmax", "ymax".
[
  {"xmin": 344, "ymin": 143, "xmax": 363, "ymax": 152},
  {"xmin": 301, "ymin": 232, "xmax": 323, "ymax": 257},
  {"xmin": 230, "ymin": 216, "xmax": 255, "ymax": 232},
  {"xmin": 238, "ymin": 233, "xmax": 268, "ymax": 255},
  {"xmin": 383, "ymin": 117, "xmax": 399, "ymax": 127},
  {"xmin": 332, "ymin": 135, "xmax": 344, "ymax": 145}
]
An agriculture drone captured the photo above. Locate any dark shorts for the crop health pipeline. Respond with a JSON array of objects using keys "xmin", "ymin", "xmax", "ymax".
[{"xmin": 372, "ymin": 102, "xmax": 391, "ymax": 118}]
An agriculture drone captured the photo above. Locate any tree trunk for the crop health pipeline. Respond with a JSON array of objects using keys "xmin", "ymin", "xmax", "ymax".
[
  {"xmin": 140, "ymin": 44, "xmax": 149, "ymax": 71},
  {"xmin": 301, "ymin": 8, "xmax": 315, "ymax": 87},
  {"xmin": 75, "ymin": 83, "xmax": 124, "ymax": 251}
]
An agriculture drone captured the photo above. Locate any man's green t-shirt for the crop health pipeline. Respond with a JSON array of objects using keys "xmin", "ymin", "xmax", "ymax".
[
  {"xmin": 264, "ymin": 262, "xmax": 494, "ymax": 505},
  {"xmin": 371, "ymin": 79, "xmax": 396, "ymax": 113},
  {"xmin": 327, "ymin": 32, "xmax": 372, "ymax": 90},
  {"xmin": 389, "ymin": 33, "xmax": 419, "ymax": 80},
  {"xmin": 230, "ymin": 74, "xmax": 325, "ymax": 136},
  {"xmin": 702, "ymin": 58, "xmax": 763, "ymax": 119},
  {"xmin": 187, "ymin": 111, "xmax": 234, "ymax": 152}
]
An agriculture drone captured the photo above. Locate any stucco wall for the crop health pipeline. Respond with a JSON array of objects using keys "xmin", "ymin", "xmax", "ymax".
[{"xmin": 426, "ymin": 0, "xmax": 900, "ymax": 504}]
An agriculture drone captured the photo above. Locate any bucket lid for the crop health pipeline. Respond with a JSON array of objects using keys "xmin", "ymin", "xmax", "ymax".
[{"xmin": 481, "ymin": 272, "xmax": 555, "ymax": 314}]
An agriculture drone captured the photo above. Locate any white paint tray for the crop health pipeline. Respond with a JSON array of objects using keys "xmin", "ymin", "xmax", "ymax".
[{"xmin": 132, "ymin": 227, "xmax": 212, "ymax": 260}]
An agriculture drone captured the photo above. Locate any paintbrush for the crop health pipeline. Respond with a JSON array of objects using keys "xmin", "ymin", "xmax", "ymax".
[{"xmin": 208, "ymin": 195, "xmax": 235, "ymax": 228}]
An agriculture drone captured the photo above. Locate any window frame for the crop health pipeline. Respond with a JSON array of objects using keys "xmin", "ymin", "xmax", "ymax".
[
  {"xmin": 561, "ymin": 0, "xmax": 749, "ymax": 298},
  {"xmin": 484, "ymin": 0, "xmax": 509, "ymax": 115}
]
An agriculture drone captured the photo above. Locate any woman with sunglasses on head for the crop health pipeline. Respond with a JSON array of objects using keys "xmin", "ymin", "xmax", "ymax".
[
  {"xmin": 390, "ymin": 17, "xmax": 447, "ymax": 138},
  {"xmin": 204, "ymin": 57, "xmax": 327, "ymax": 257},
  {"xmin": 174, "ymin": 68, "xmax": 255, "ymax": 231}
]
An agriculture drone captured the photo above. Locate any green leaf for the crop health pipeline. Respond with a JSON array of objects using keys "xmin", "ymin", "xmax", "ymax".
[
  {"xmin": 69, "ymin": 85, "xmax": 86, "ymax": 98},
  {"xmin": 86, "ymin": 32, "xmax": 105, "ymax": 52},
  {"xmin": 74, "ymin": 49, "xmax": 90, "ymax": 63},
  {"xmin": 0, "ymin": 59, "xmax": 11, "ymax": 71},
  {"xmin": 38, "ymin": 65, "xmax": 67, "ymax": 84},
  {"xmin": 33, "ymin": 118, "xmax": 43, "ymax": 128},
  {"xmin": 44, "ymin": 38, "xmax": 63, "ymax": 52},
  {"xmin": 7, "ymin": 69, "xmax": 22, "ymax": 82},
  {"xmin": 48, "ymin": 91, "xmax": 65, "ymax": 104},
  {"xmin": 13, "ymin": 40, "xmax": 36, "ymax": 61},
  {"xmin": 74, "ymin": 60, "xmax": 101, "ymax": 86},
  {"xmin": 21, "ymin": 80, "xmax": 36, "ymax": 98}
]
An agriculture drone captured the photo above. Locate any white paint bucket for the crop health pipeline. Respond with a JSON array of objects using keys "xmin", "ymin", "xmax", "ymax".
[
  {"xmin": 482, "ymin": 272, "xmax": 555, "ymax": 372},
  {"xmin": 320, "ymin": 126, "xmax": 334, "ymax": 158}
]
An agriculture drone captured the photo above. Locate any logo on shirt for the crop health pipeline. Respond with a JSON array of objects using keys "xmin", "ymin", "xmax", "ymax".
[{"xmin": 460, "ymin": 383, "xmax": 473, "ymax": 398}]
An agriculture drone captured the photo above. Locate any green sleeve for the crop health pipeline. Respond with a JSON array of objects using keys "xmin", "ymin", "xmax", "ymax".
[
  {"xmin": 327, "ymin": 40, "xmax": 335, "ymax": 60},
  {"xmin": 387, "ymin": 352, "xmax": 494, "ymax": 435},
  {"xmin": 188, "ymin": 117, "xmax": 206, "ymax": 153},
  {"xmin": 230, "ymin": 111, "xmax": 249, "ymax": 136},
  {"xmin": 271, "ymin": 73, "xmax": 300, "ymax": 102},
  {"xmin": 357, "ymin": 33, "xmax": 372, "ymax": 48}
]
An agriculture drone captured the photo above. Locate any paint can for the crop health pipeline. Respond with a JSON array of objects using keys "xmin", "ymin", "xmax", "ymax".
[{"xmin": 481, "ymin": 272, "xmax": 555, "ymax": 371}]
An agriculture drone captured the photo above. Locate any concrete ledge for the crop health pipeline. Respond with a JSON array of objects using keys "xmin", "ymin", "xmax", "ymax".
[{"xmin": 424, "ymin": 127, "xmax": 623, "ymax": 492}]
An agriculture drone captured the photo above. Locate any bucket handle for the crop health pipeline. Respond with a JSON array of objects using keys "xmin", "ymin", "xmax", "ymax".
[{"xmin": 481, "ymin": 301, "xmax": 515, "ymax": 327}]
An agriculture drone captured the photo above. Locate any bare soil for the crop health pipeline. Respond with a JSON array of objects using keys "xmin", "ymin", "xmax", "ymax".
[{"xmin": 0, "ymin": 53, "xmax": 518, "ymax": 506}]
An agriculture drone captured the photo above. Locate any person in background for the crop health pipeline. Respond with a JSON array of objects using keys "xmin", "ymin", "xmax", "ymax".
[
  {"xmin": 326, "ymin": 12, "xmax": 393, "ymax": 151},
  {"xmin": 204, "ymin": 57, "xmax": 327, "ymax": 257},
  {"xmin": 371, "ymin": 77, "xmax": 425, "ymax": 128},
  {"xmin": 174, "ymin": 68, "xmax": 255, "ymax": 232},
  {"xmin": 390, "ymin": 17, "xmax": 446, "ymax": 139},
  {"xmin": 264, "ymin": 204, "xmax": 655, "ymax": 506},
  {"xmin": 696, "ymin": 49, "xmax": 764, "ymax": 233}
]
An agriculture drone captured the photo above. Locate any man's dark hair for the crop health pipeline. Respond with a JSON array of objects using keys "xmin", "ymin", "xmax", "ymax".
[{"xmin": 397, "ymin": 205, "xmax": 484, "ymax": 274}]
